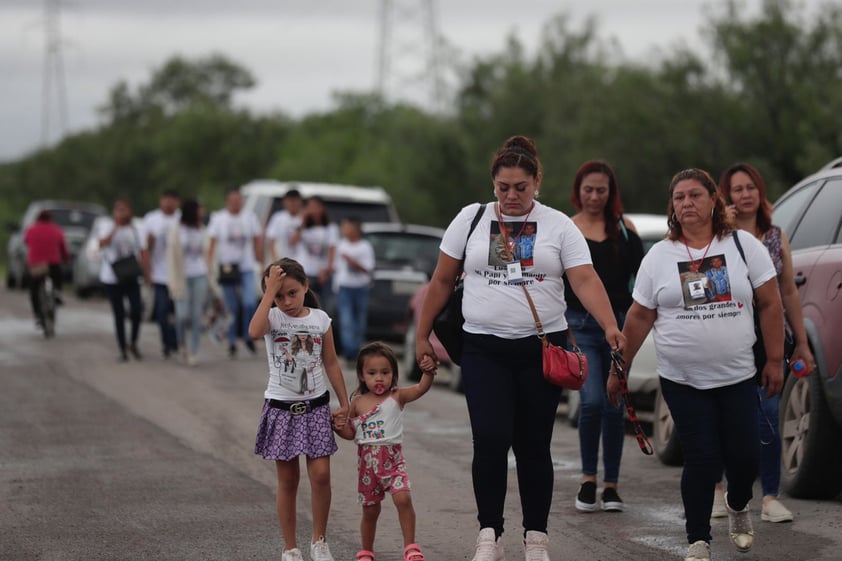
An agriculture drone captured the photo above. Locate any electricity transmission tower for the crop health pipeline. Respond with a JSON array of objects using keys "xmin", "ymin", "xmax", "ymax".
[
  {"xmin": 41, "ymin": 0, "xmax": 69, "ymax": 146},
  {"xmin": 376, "ymin": 0, "xmax": 444, "ymax": 111}
]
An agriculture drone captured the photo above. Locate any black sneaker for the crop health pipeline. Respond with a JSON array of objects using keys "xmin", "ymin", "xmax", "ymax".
[
  {"xmin": 128, "ymin": 343, "xmax": 142, "ymax": 361},
  {"xmin": 228, "ymin": 343, "xmax": 237, "ymax": 358},
  {"xmin": 245, "ymin": 339, "xmax": 257, "ymax": 355},
  {"xmin": 118, "ymin": 351, "xmax": 129, "ymax": 363},
  {"xmin": 601, "ymin": 487, "xmax": 625, "ymax": 512},
  {"xmin": 575, "ymin": 481, "xmax": 598, "ymax": 512}
]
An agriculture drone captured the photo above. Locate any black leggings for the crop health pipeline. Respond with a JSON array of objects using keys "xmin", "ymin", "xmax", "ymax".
[
  {"xmin": 105, "ymin": 282, "xmax": 142, "ymax": 353},
  {"xmin": 460, "ymin": 331, "xmax": 564, "ymax": 536}
]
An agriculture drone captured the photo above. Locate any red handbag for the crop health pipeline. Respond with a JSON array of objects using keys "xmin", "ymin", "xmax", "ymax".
[{"xmin": 493, "ymin": 203, "xmax": 588, "ymax": 390}]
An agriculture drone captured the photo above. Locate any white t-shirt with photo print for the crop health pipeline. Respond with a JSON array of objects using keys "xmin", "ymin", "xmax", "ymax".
[
  {"xmin": 632, "ymin": 230, "xmax": 776, "ymax": 389},
  {"xmin": 206, "ymin": 209, "xmax": 261, "ymax": 269},
  {"xmin": 440, "ymin": 201, "xmax": 591, "ymax": 339}
]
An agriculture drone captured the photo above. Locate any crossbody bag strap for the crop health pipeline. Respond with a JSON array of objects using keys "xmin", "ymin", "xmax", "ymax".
[{"xmin": 494, "ymin": 203, "xmax": 578, "ymax": 350}]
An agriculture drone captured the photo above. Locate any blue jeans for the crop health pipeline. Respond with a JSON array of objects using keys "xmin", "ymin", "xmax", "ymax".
[
  {"xmin": 153, "ymin": 283, "xmax": 178, "ymax": 354},
  {"xmin": 337, "ymin": 285, "xmax": 369, "ymax": 360},
  {"xmin": 220, "ymin": 270, "xmax": 256, "ymax": 345},
  {"xmin": 174, "ymin": 275, "xmax": 208, "ymax": 355},
  {"xmin": 565, "ymin": 308, "xmax": 626, "ymax": 483},
  {"xmin": 660, "ymin": 377, "xmax": 759, "ymax": 544},
  {"xmin": 757, "ymin": 387, "xmax": 781, "ymax": 497},
  {"xmin": 460, "ymin": 331, "xmax": 565, "ymax": 536}
]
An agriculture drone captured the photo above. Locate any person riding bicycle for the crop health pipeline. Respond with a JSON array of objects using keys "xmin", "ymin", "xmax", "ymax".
[{"xmin": 24, "ymin": 209, "xmax": 69, "ymax": 325}]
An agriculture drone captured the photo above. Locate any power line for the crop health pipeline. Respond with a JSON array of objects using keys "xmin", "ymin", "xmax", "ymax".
[{"xmin": 41, "ymin": 0, "xmax": 69, "ymax": 146}]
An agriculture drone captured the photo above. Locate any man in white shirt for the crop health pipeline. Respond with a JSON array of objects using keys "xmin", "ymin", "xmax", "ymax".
[
  {"xmin": 206, "ymin": 188, "xmax": 264, "ymax": 357},
  {"xmin": 265, "ymin": 188, "xmax": 303, "ymax": 262},
  {"xmin": 143, "ymin": 189, "xmax": 181, "ymax": 358},
  {"xmin": 335, "ymin": 217, "xmax": 375, "ymax": 360}
]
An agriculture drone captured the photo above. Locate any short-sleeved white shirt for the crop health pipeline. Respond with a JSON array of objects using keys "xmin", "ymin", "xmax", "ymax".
[
  {"xmin": 295, "ymin": 223, "xmax": 340, "ymax": 277},
  {"xmin": 262, "ymin": 307, "xmax": 333, "ymax": 400},
  {"xmin": 143, "ymin": 209, "xmax": 181, "ymax": 284},
  {"xmin": 335, "ymin": 238, "xmax": 375, "ymax": 288},
  {"xmin": 265, "ymin": 210, "xmax": 303, "ymax": 260},
  {"xmin": 440, "ymin": 201, "xmax": 591, "ymax": 339},
  {"xmin": 632, "ymin": 230, "xmax": 776, "ymax": 389},
  {"xmin": 178, "ymin": 225, "xmax": 208, "ymax": 278},
  {"xmin": 97, "ymin": 219, "xmax": 147, "ymax": 285},
  {"xmin": 206, "ymin": 209, "xmax": 261, "ymax": 269}
]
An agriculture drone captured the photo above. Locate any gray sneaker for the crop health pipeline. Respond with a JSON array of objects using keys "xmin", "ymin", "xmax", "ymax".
[
  {"xmin": 310, "ymin": 536, "xmax": 334, "ymax": 561},
  {"xmin": 684, "ymin": 540, "xmax": 710, "ymax": 561},
  {"xmin": 725, "ymin": 492, "xmax": 754, "ymax": 552}
]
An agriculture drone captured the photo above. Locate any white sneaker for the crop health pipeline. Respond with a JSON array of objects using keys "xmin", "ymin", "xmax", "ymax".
[
  {"xmin": 282, "ymin": 548, "xmax": 304, "ymax": 561},
  {"xmin": 711, "ymin": 485, "xmax": 727, "ymax": 519},
  {"xmin": 761, "ymin": 497, "xmax": 794, "ymax": 522},
  {"xmin": 186, "ymin": 353, "xmax": 198, "ymax": 367},
  {"xmin": 310, "ymin": 536, "xmax": 334, "ymax": 561},
  {"xmin": 471, "ymin": 528, "xmax": 505, "ymax": 561},
  {"xmin": 523, "ymin": 530, "xmax": 550, "ymax": 561},
  {"xmin": 684, "ymin": 540, "xmax": 710, "ymax": 561},
  {"xmin": 725, "ymin": 493, "xmax": 754, "ymax": 552}
]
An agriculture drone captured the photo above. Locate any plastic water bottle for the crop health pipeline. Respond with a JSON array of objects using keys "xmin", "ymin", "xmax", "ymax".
[{"xmin": 790, "ymin": 359, "xmax": 808, "ymax": 378}]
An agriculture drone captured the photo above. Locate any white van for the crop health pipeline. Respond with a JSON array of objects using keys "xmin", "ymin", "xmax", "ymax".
[{"xmin": 241, "ymin": 179, "xmax": 399, "ymax": 229}]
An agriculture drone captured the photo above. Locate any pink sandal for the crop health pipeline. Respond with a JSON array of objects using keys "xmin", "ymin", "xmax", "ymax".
[
  {"xmin": 356, "ymin": 550, "xmax": 375, "ymax": 561},
  {"xmin": 404, "ymin": 544, "xmax": 425, "ymax": 561}
]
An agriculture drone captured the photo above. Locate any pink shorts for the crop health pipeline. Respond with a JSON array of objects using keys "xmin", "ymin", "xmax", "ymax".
[{"xmin": 357, "ymin": 443, "xmax": 411, "ymax": 506}]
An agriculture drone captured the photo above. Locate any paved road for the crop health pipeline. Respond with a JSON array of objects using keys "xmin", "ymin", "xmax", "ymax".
[{"xmin": 1, "ymin": 290, "xmax": 840, "ymax": 560}]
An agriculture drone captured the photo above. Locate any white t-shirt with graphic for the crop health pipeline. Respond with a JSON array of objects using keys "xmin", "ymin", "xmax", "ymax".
[
  {"xmin": 143, "ymin": 209, "xmax": 181, "ymax": 284},
  {"xmin": 265, "ymin": 210, "xmax": 303, "ymax": 260},
  {"xmin": 262, "ymin": 307, "xmax": 332, "ymax": 400},
  {"xmin": 440, "ymin": 202, "xmax": 591, "ymax": 339},
  {"xmin": 207, "ymin": 209, "xmax": 261, "ymax": 269},
  {"xmin": 178, "ymin": 225, "xmax": 208, "ymax": 278},
  {"xmin": 335, "ymin": 238, "xmax": 375, "ymax": 288},
  {"xmin": 632, "ymin": 231, "xmax": 776, "ymax": 389},
  {"xmin": 96, "ymin": 219, "xmax": 147, "ymax": 285},
  {"xmin": 295, "ymin": 223, "xmax": 340, "ymax": 277}
]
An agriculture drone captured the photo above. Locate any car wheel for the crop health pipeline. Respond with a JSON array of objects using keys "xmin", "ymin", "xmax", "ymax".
[
  {"xmin": 780, "ymin": 372, "xmax": 842, "ymax": 499},
  {"xmin": 566, "ymin": 390, "xmax": 580, "ymax": 427},
  {"xmin": 653, "ymin": 386, "xmax": 683, "ymax": 466},
  {"xmin": 402, "ymin": 318, "xmax": 423, "ymax": 381}
]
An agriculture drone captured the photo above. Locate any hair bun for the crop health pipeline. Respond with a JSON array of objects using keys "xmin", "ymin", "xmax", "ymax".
[{"xmin": 503, "ymin": 135, "xmax": 538, "ymax": 157}]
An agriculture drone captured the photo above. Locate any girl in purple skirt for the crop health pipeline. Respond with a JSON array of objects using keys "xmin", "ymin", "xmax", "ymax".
[{"xmin": 248, "ymin": 258, "xmax": 350, "ymax": 561}]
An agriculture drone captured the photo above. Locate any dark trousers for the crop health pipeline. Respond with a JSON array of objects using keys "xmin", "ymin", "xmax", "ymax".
[
  {"xmin": 152, "ymin": 283, "xmax": 178, "ymax": 354},
  {"xmin": 28, "ymin": 264, "xmax": 63, "ymax": 317},
  {"xmin": 460, "ymin": 331, "xmax": 564, "ymax": 536},
  {"xmin": 105, "ymin": 282, "xmax": 142, "ymax": 353},
  {"xmin": 660, "ymin": 377, "xmax": 759, "ymax": 544}
]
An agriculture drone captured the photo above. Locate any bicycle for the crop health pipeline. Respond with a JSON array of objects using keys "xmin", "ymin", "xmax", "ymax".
[{"xmin": 30, "ymin": 263, "xmax": 57, "ymax": 338}]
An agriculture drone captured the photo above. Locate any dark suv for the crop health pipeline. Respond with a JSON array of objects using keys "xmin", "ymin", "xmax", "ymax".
[
  {"xmin": 6, "ymin": 200, "xmax": 106, "ymax": 289},
  {"xmin": 772, "ymin": 165, "xmax": 842, "ymax": 499}
]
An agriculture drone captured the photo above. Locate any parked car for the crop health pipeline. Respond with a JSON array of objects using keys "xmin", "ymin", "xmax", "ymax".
[
  {"xmin": 770, "ymin": 165, "xmax": 842, "ymax": 499},
  {"xmin": 6, "ymin": 200, "xmax": 107, "ymax": 289},
  {"xmin": 72, "ymin": 216, "xmax": 145, "ymax": 297}
]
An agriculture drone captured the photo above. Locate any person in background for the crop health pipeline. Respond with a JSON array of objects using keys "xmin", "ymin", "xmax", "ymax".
[
  {"xmin": 609, "ymin": 168, "xmax": 784, "ymax": 561},
  {"xmin": 290, "ymin": 196, "xmax": 338, "ymax": 310},
  {"xmin": 266, "ymin": 189, "xmax": 304, "ymax": 262},
  {"xmin": 335, "ymin": 216, "xmax": 375, "ymax": 363},
  {"xmin": 23, "ymin": 209, "xmax": 70, "ymax": 323},
  {"xmin": 98, "ymin": 198, "xmax": 147, "ymax": 362},
  {"xmin": 206, "ymin": 187, "xmax": 263, "ymax": 358},
  {"xmin": 566, "ymin": 160, "xmax": 644, "ymax": 513},
  {"xmin": 143, "ymin": 189, "xmax": 180, "ymax": 358},
  {"xmin": 166, "ymin": 198, "xmax": 208, "ymax": 367},
  {"xmin": 712, "ymin": 162, "xmax": 817, "ymax": 523},
  {"xmin": 416, "ymin": 135, "xmax": 624, "ymax": 561}
]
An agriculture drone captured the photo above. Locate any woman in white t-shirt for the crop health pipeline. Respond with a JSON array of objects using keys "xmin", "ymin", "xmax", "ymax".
[
  {"xmin": 166, "ymin": 199, "xmax": 208, "ymax": 366},
  {"xmin": 608, "ymin": 168, "xmax": 784, "ymax": 561},
  {"xmin": 290, "ymin": 196, "xmax": 339, "ymax": 309},
  {"xmin": 415, "ymin": 135, "xmax": 624, "ymax": 561}
]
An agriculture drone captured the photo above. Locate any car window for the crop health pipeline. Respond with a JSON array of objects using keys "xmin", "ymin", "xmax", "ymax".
[
  {"xmin": 772, "ymin": 180, "xmax": 821, "ymax": 240},
  {"xmin": 50, "ymin": 209, "xmax": 101, "ymax": 230},
  {"xmin": 785, "ymin": 178, "xmax": 842, "ymax": 251},
  {"xmin": 364, "ymin": 232, "xmax": 442, "ymax": 277}
]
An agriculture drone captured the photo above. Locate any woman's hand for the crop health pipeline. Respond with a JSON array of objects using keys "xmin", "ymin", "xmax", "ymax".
[
  {"xmin": 606, "ymin": 366, "xmax": 623, "ymax": 408},
  {"xmin": 415, "ymin": 337, "xmax": 439, "ymax": 374},
  {"xmin": 761, "ymin": 361, "xmax": 785, "ymax": 398},
  {"xmin": 604, "ymin": 326, "xmax": 626, "ymax": 354},
  {"xmin": 790, "ymin": 342, "xmax": 816, "ymax": 375}
]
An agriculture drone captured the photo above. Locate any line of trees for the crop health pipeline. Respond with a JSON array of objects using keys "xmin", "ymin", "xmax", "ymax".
[{"xmin": 2, "ymin": 0, "xmax": 840, "ymax": 254}]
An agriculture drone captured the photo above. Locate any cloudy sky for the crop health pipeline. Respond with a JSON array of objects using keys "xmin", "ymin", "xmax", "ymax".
[{"xmin": 1, "ymin": 0, "xmax": 768, "ymax": 162}]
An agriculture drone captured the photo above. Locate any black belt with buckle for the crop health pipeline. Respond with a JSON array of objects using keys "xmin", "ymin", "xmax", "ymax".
[{"xmin": 268, "ymin": 392, "xmax": 330, "ymax": 415}]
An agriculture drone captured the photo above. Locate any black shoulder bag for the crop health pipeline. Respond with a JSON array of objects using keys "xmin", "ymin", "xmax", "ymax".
[{"xmin": 432, "ymin": 204, "xmax": 486, "ymax": 365}]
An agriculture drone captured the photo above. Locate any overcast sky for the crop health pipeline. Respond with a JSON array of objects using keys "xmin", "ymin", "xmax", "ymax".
[{"xmin": 1, "ymin": 0, "xmax": 770, "ymax": 163}]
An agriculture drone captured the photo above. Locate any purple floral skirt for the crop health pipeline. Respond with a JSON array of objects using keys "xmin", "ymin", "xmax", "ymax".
[{"xmin": 254, "ymin": 399, "xmax": 338, "ymax": 461}]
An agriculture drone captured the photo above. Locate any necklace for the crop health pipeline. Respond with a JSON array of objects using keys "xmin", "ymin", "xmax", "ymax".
[
  {"xmin": 682, "ymin": 236, "xmax": 714, "ymax": 273},
  {"xmin": 496, "ymin": 202, "xmax": 535, "ymax": 258}
]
